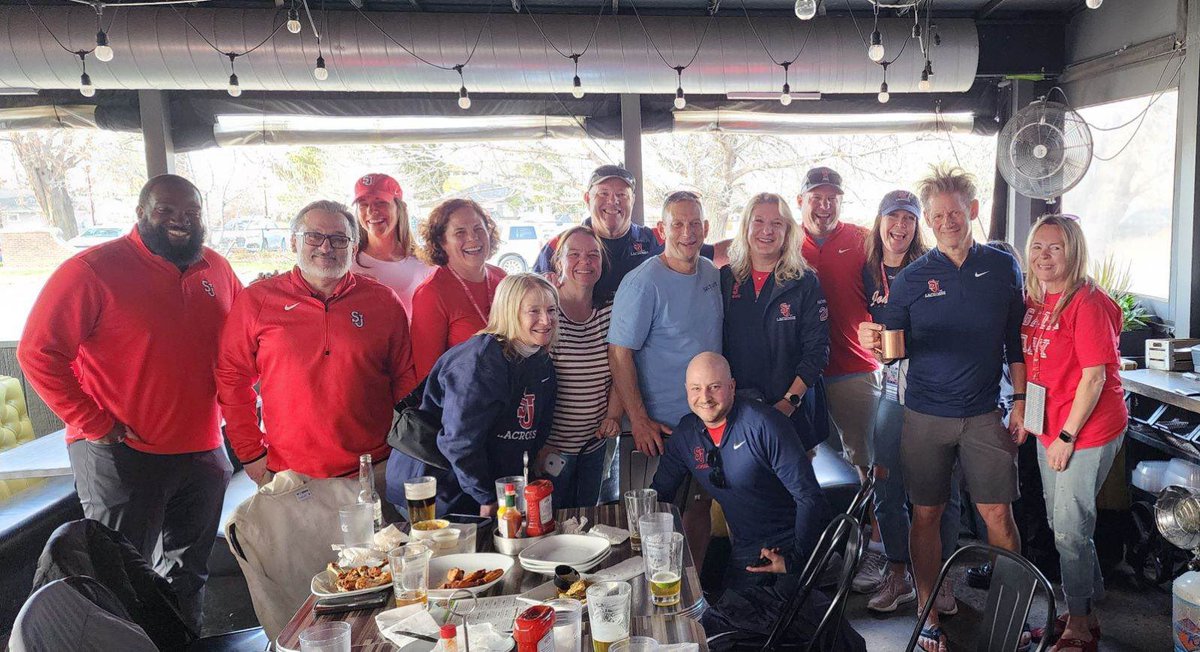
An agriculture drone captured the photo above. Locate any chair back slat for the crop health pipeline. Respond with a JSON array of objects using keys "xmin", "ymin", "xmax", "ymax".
[{"xmin": 975, "ymin": 556, "xmax": 1039, "ymax": 652}]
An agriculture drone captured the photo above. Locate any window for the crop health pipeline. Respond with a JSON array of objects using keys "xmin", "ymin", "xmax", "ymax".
[
  {"xmin": 508, "ymin": 226, "xmax": 538, "ymax": 241},
  {"xmin": 1062, "ymin": 90, "xmax": 1177, "ymax": 300}
]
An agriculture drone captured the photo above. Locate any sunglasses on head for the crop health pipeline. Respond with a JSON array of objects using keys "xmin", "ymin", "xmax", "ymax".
[{"xmin": 706, "ymin": 447, "xmax": 727, "ymax": 489}]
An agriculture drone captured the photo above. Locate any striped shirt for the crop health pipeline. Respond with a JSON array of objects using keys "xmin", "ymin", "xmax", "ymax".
[{"xmin": 548, "ymin": 303, "xmax": 614, "ymax": 455}]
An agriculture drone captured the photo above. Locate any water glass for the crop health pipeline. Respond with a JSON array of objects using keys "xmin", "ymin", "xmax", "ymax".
[
  {"xmin": 623, "ymin": 489, "xmax": 657, "ymax": 552},
  {"xmin": 388, "ymin": 544, "xmax": 432, "ymax": 608},
  {"xmin": 299, "ymin": 621, "xmax": 351, "ymax": 652},
  {"xmin": 610, "ymin": 637, "xmax": 660, "ymax": 652},
  {"xmin": 637, "ymin": 512, "xmax": 673, "ymax": 545},
  {"xmin": 545, "ymin": 598, "xmax": 583, "ymax": 652},
  {"xmin": 643, "ymin": 532, "xmax": 684, "ymax": 607},
  {"xmin": 586, "ymin": 581, "xmax": 632, "ymax": 651},
  {"xmin": 338, "ymin": 503, "xmax": 374, "ymax": 547},
  {"xmin": 495, "ymin": 475, "xmax": 528, "ymax": 512}
]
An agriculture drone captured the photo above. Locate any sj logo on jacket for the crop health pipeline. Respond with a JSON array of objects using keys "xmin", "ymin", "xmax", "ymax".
[
  {"xmin": 201, "ymin": 279, "xmax": 216, "ymax": 297},
  {"xmin": 692, "ymin": 447, "xmax": 710, "ymax": 470},
  {"xmin": 923, "ymin": 278, "xmax": 946, "ymax": 298},
  {"xmin": 351, "ymin": 311, "xmax": 364, "ymax": 328},
  {"xmin": 500, "ymin": 390, "xmax": 539, "ymax": 441},
  {"xmin": 776, "ymin": 302, "xmax": 796, "ymax": 322}
]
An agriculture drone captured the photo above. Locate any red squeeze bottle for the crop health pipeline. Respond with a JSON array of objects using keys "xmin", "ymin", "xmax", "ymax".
[
  {"xmin": 524, "ymin": 479, "xmax": 555, "ymax": 537},
  {"xmin": 513, "ymin": 605, "xmax": 555, "ymax": 652}
]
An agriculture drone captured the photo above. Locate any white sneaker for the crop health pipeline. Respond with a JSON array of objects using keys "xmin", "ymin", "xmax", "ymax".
[
  {"xmin": 851, "ymin": 549, "xmax": 887, "ymax": 593},
  {"xmin": 867, "ymin": 569, "xmax": 917, "ymax": 613},
  {"xmin": 934, "ymin": 581, "xmax": 958, "ymax": 616}
]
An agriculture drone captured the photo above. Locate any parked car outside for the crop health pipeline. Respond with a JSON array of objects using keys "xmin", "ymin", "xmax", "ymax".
[
  {"xmin": 490, "ymin": 222, "xmax": 545, "ymax": 274},
  {"xmin": 67, "ymin": 226, "xmax": 125, "ymax": 250},
  {"xmin": 210, "ymin": 217, "xmax": 290, "ymax": 253}
]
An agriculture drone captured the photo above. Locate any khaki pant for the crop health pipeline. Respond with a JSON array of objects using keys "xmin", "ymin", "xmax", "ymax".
[{"xmin": 824, "ymin": 370, "xmax": 882, "ymax": 467}]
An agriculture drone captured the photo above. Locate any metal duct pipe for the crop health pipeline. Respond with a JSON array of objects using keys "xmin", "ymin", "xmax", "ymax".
[{"xmin": 0, "ymin": 7, "xmax": 977, "ymax": 95}]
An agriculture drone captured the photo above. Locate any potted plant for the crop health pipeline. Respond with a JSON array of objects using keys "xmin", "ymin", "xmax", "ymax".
[{"xmin": 1091, "ymin": 254, "xmax": 1153, "ymax": 358}]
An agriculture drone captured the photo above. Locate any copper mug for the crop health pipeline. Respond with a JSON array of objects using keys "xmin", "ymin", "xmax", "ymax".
[{"xmin": 881, "ymin": 329, "xmax": 906, "ymax": 359}]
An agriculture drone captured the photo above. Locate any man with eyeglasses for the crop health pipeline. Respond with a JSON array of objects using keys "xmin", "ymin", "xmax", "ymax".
[
  {"xmin": 19, "ymin": 174, "xmax": 240, "ymax": 630},
  {"xmin": 217, "ymin": 200, "xmax": 418, "ymax": 484},
  {"xmin": 651, "ymin": 352, "xmax": 827, "ymax": 590}
]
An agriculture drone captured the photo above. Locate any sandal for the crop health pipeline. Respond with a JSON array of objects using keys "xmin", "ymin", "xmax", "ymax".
[
  {"xmin": 917, "ymin": 625, "xmax": 949, "ymax": 652},
  {"xmin": 1051, "ymin": 637, "xmax": 1099, "ymax": 652},
  {"xmin": 1031, "ymin": 615, "xmax": 1102, "ymax": 643}
]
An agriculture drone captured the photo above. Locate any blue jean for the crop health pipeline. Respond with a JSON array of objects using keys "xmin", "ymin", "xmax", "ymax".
[
  {"xmin": 872, "ymin": 396, "xmax": 962, "ymax": 564},
  {"xmin": 543, "ymin": 445, "xmax": 608, "ymax": 509},
  {"xmin": 1037, "ymin": 432, "xmax": 1123, "ymax": 616}
]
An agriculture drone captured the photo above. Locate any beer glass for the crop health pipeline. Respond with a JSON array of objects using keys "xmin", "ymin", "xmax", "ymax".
[
  {"xmin": 643, "ymin": 532, "xmax": 684, "ymax": 607},
  {"xmin": 586, "ymin": 581, "xmax": 631, "ymax": 652},
  {"xmin": 637, "ymin": 512, "xmax": 673, "ymax": 545},
  {"xmin": 388, "ymin": 544, "xmax": 432, "ymax": 608},
  {"xmin": 338, "ymin": 503, "xmax": 374, "ymax": 548},
  {"xmin": 403, "ymin": 476, "xmax": 437, "ymax": 524},
  {"xmin": 623, "ymin": 489, "xmax": 657, "ymax": 552}
]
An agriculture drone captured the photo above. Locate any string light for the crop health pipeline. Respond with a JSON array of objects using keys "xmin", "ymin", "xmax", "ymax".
[
  {"xmin": 673, "ymin": 66, "xmax": 686, "ymax": 110},
  {"xmin": 455, "ymin": 65, "xmax": 471, "ymax": 109},
  {"xmin": 877, "ymin": 62, "xmax": 889, "ymax": 103},
  {"xmin": 780, "ymin": 61, "xmax": 792, "ymax": 106},
  {"xmin": 793, "ymin": 0, "xmax": 818, "ymax": 20},
  {"xmin": 931, "ymin": 22, "xmax": 941, "ymax": 47},
  {"xmin": 570, "ymin": 54, "xmax": 584, "ymax": 99},
  {"xmin": 918, "ymin": 60, "xmax": 933, "ymax": 91},
  {"xmin": 286, "ymin": 8, "xmax": 302, "ymax": 34},
  {"xmin": 313, "ymin": 54, "xmax": 328, "ymax": 80},
  {"xmin": 868, "ymin": 29, "xmax": 885, "ymax": 62},
  {"xmin": 227, "ymin": 53, "xmax": 241, "ymax": 97},
  {"xmin": 1085, "ymin": 0, "xmax": 1102, "ymax": 7},
  {"xmin": 77, "ymin": 52, "xmax": 95, "ymax": 97},
  {"xmin": 94, "ymin": 30, "xmax": 113, "ymax": 62}
]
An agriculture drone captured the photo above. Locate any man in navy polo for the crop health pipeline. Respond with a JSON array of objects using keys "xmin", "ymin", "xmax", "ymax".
[
  {"xmin": 651, "ymin": 352, "xmax": 827, "ymax": 590},
  {"xmin": 533, "ymin": 164, "xmax": 714, "ymax": 301},
  {"xmin": 858, "ymin": 165, "xmax": 1027, "ymax": 647}
]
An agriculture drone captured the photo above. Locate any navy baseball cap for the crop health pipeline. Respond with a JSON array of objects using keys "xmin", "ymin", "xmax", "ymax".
[
  {"xmin": 877, "ymin": 189, "xmax": 922, "ymax": 219},
  {"xmin": 588, "ymin": 164, "xmax": 636, "ymax": 189},
  {"xmin": 800, "ymin": 167, "xmax": 844, "ymax": 194}
]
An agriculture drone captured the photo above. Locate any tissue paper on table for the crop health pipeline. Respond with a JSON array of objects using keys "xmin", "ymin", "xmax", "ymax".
[
  {"xmin": 377, "ymin": 606, "xmax": 510, "ymax": 651},
  {"xmin": 658, "ymin": 644, "xmax": 700, "ymax": 652},
  {"xmin": 585, "ymin": 557, "xmax": 644, "ymax": 582},
  {"xmin": 558, "ymin": 516, "xmax": 589, "ymax": 535},
  {"xmin": 588, "ymin": 523, "xmax": 630, "ymax": 545},
  {"xmin": 374, "ymin": 524, "xmax": 409, "ymax": 551},
  {"xmin": 335, "ymin": 546, "xmax": 388, "ymax": 568}
]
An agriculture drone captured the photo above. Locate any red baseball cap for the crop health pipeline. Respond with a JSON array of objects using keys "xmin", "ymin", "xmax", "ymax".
[{"xmin": 354, "ymin": 173, "xmax": 403, "ymax": 204}]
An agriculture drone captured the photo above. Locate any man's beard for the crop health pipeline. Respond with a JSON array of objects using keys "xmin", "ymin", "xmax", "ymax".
[
  {"xmin": 138, "ymin": 219, "xmax": 206, "ymax": 267},
  {"xmin": 298, "ymin": 253, "xmax": 352, "ymax": 281}
]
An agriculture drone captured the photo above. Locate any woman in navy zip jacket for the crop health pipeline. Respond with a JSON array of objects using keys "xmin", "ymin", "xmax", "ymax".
[
  {"xmin": 720, "ymin": 193, "xmax": 830, "ymax": 451},
  {"xmin": 386, "ymin": 273, "xmax": 558, "ymax": 517}
]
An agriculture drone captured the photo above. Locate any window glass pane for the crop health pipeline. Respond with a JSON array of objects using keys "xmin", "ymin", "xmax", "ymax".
[
  {"xmin": 509, "ymin": 226, "xmax": 537, "ymax": 240},
  {"xmin": 1061, "ymin": 90, "xmax": 1177, "ymax": 299}
]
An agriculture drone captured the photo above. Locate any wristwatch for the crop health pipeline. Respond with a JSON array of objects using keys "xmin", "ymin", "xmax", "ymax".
[
  {"xmin": 1058, "ymin": 430, "xmax": 1076, "ymax": 444},
  {"xmin": 784, "ymin": 392, "xmax": 802, "ymax": 407}
]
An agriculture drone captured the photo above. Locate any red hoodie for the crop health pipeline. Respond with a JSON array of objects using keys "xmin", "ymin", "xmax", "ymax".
[
  {"xmin": 18, "ymin": 227, "xmax": 242, "ymax": 454},
  {"xmin": 801, "ymin": 222, "xmax": 880, "ymax": 377},
  {"xmin": 216, "ymin": 268, "xmax": 417, "ymax": 478}
]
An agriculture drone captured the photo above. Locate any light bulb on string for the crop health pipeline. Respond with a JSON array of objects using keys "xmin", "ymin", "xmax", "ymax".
[
  {"xmin": 94, "ymin": 31, "xmax": 113, "ymax": 62},
  {"xmin": 569, "ymin": 54, "xmax": 584, "ymax": 99},
  {"xmin": 878, "ymin": 81, "xmax": 889, "ymax": 103},
  {"xmin": 1085, "ymin": 0, "xmax": 1102, "ymax": 8},
  {"xmin": 77, "ymin": 52, "xmax": 95, "ymax": 97},
  {"xmin": 458, "ymin": 86, "xmax": 471, "ymax": 109},
  {"xmin": 918, "ymin": 70, "xmax": 931, "ymax": 92},
  {"xmin": 779, "ymin": 62, "xmax": 793, "ymax": 106},
  {"xmin": 287, "ymin": 8, "xmax": 302, "ymax": 34},
  {"xmin": 672, "ymin": 67, "xmax": 686, "ymax": 110},
  {"xmin": 868, "ymin": 30, "xmax": 885, "ymax": 62},
  {"xmin": 931, "ymin": 23, "xmax": 941, "ymax": 47},
  {"xmin": 314, "ymin": 55, "xmax": 328, "ymax": 81},
  {"xmin": 228, "ymin": 73, "xmax": 241, "ymax": 97},
  {"xmin": 793, "ymin": 0, "xmax": 818, "ymax": 20}
]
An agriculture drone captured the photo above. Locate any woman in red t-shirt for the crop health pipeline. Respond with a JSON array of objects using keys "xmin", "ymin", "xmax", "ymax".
[
  {"xmin": 409, "ymin": 198, "xmax": 506, "ymax": 380},
  {"xmin": 1021, "ymin": 214, "xmax": 1127, "ymax": 652}
]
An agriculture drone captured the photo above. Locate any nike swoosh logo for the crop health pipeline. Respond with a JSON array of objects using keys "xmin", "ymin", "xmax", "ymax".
[
  {"xmin": 284, "ymin": 302, "xmax": 300, "ymax": 311},
  {"xmin": 733, "ymin": 440, "xmax": 745, "ymax": 450},
  {"xmin": 975, "ymin": 271, "xmax": 989, "ymax": 278},
  {"xmin": 838, "ymin": 248, "xmax": 852, "ymax": 254}
]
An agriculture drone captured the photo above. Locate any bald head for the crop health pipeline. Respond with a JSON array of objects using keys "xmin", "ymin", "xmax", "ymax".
[{"xmin": 686, "ymin": 352, "xmax": 735, "ymax": 426}]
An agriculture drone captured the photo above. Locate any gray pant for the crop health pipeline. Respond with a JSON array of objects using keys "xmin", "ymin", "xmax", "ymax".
[{"xmin": 68, "ymin": 440, "xmax": 232, "ymax": 631}]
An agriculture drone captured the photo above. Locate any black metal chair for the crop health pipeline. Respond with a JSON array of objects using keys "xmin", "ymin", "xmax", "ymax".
[{"xmin": 905, "ymin": 543, "xmax": 1057, "ymax": 652}]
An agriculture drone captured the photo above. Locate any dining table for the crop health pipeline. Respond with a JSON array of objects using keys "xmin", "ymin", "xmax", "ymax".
[{"xmin": 275, "ymin": 503, "xmax": 710, "ymax": 651}]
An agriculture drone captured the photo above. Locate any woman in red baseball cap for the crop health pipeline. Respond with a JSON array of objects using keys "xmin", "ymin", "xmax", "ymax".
[{"xmin": 351, "ymin": 173, "xmax": 432, "ymax": 321}]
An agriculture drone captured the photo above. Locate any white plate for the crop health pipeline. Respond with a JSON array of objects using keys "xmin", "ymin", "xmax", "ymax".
[
  {"xmin": 519, "ymin": 543, "xmax": 610, "ymax": 569},
  {"xmin": 427, "ymin": 553, "xmax": 514, "ymax": 598},
  {"xmin": 311, "ymin": 566, "xmax": 393, "ymax": 598},
  {"xmin": 518, "ymin": 534, "xmax": 610, "ymax": 567},
  {"xmin": 520, "ymin": 546, "xmax": 612, "ymax": 575}
]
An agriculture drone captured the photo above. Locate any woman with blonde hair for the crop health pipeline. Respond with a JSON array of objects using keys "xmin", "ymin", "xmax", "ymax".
[
  {"xmin": 386, "ymin": 273, "xmax": 558, "ymax": 517},
  {"xmin": 719, "ymin": 192, "xmax": 830, "ymax": 451},
  {"xmin": 409, "ymin": 198, "xmax": 506, "ymax": 380},
  {"xmin": 1022, "ymin": 214, "xmax": 1126, "ymax": 652},
  {"xmin": 349, "ymin": 173, "xmax": 432, "ymax": 321}
]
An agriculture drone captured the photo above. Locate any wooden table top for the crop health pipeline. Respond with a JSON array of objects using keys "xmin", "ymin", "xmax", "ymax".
[
  {"xmin": 0, "ymin": 429, "xmax": 69, "ymax": 480},
  {"xmin": 276, "ymin": 503, "xmax": 709, "ymax": 651}
]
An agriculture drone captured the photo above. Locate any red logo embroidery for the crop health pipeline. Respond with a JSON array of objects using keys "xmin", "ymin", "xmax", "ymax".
[
  {"xmin": 693, "ymin": 447, "xmax": 709, "ymax": 470},
  {"xmin": 927, "ymin": 279, "xmax": 940, "ymax": 294},
  {"xmin": 516, "ymin": 391, "xmax": 536, "ymax": 429},
  {"xmin": 632, "ymin": 242, "xmax": 645, "ymax": 254},
  {"xmin": 731, "ymin": 283, "xmax": 741, "ymax": 300},
  {"xmin": 779, "ymin": 303, "xmax": 792, "ymax": 318},
  {"xmin": 821, "ymin": 172, "xmax": 831, "ymax": 182}
]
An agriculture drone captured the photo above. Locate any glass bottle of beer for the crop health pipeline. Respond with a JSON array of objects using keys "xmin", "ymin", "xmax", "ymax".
[
  {"xmin": 501, "ymin": 484, "xmax": 523, "ymax": 538},
  {"xmin": 358, "ymin": 453, "xmax": 383, "ymax": 531}
]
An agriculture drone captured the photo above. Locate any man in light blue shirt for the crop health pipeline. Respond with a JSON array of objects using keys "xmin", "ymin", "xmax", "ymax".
[{"xmin": 608, "ymin": 190, "xmax": 723, "ymax": 458}]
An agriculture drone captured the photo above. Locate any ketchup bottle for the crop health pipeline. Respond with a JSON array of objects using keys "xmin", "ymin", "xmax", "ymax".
[
  {"xmin": 513, "ymin": 604, "xmax": 555, "ymax": 652},
  {"xmin": 524, "ymin": 479, "xmax": 555, "ymax": 537}
]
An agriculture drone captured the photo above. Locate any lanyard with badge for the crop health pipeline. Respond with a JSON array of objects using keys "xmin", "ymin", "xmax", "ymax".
[
  {"xmin": 448, "ymin": 267, "xmax": 495, "ymax": 323},
  {"xmin": 1024, "ymin": 302, "xmax": 1055, "ymax": 436}
]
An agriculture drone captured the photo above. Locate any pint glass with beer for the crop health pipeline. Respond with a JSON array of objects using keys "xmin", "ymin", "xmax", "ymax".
[{"xmin": 403, "ymin": 476, "xmax": 437, "ymax": 524}]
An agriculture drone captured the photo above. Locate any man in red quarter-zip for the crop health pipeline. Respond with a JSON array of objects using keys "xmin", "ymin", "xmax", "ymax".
[
  {"xmin": 18, "ymin": 174, "xmax": 240, "ymax": 631},
  {"xmin": 216, "ymin": 200, "xmax": 417, "ymax": 485}
]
